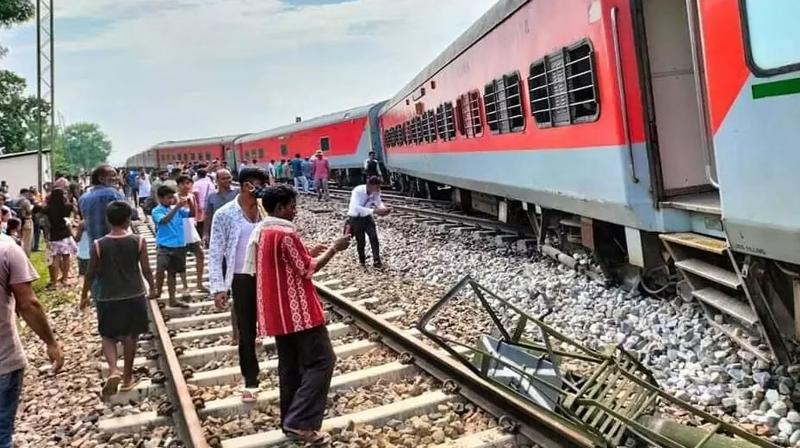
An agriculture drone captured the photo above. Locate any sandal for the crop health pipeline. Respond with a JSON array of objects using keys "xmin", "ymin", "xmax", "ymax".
[
  {"xmin": 119, "ymin": 378, "xmax": 142, "ymax": 392},
  {"xmin": 170, "ymin": 301, "xmax": 190, "ymax": 308},
  {"xmin": 102, "ymin": 374, "xmax": 121, "ymax": 398},
  {"xmin": 240, "ymin": 388, "xmax": 258, "ymax": 404},
  {"xmin": 283, "ymin": 428, "xmax": 331, "ymax": 446}
]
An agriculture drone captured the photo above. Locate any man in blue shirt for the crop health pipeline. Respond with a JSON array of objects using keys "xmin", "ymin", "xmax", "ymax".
[
  {"xmin": 79, "ymin": 165, "xmax": 126, "ymax": 244},
  {"xmin": 152, "ymin": 185, "xmax": 194, "ymax": 308},
  {"xmin": 290, "ymin": 154, "xmax": 308, "ymax": 193},
  {"xmin": 127, "ymin": 168, "xmax": 138, "ymax": 204}
]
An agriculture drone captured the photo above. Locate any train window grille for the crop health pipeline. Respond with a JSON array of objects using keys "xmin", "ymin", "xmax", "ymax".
[
  {"xmin": 258, "ymin": 148, "xmax": 265, "ymax": 159},
  {"xmin": 435, "ymin": 103, "xmax": 456, "ymax": 141},
  {"xmin": 320, "ymin": 137, "xmax": 330, "ymax": 152},
  {"xmin": 384, "ymin": 129, "xmax": 391, "ymax": 147},
  {"xmin": 529, "ymin": 40, "xmax": 598, "ymax": 128},
  {"xmin": 484, "ymin": 72, "xmax": 524, "ymax": 134},
  {"xmin": 457, "ymin": 91, "xmax": 483, "ymax": 138},
  {"xmin": 411, "ymin": 116, "xmax": 422, "ymax": 144},
  {"xmin": 280, "ymin": 144, "xmax": 288, "ymax": 157},
  {"xmin": 424, "ymin": 110, "xmax": 437, "ymax": 143}
]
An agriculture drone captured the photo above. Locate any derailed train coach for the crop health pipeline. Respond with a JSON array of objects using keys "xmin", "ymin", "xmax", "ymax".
[
  {"xmin": 378, "ymin": 0, "xmax": 800, "ymax": 365},
  {"xmin": 233, "ymin": 102, "xmax": 386, "ymax": 185},
  {"xmin": 127, "ymin": 103, "xmax": 386, "ymax": 184}
]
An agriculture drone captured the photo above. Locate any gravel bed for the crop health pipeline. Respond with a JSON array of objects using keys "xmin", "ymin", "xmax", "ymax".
[
  {"xmin": 203, "ymin": 375, "xmax": 483, "ymax": 445},
  {"xmin": 14, "ymin": 288, "xmax": 177, "ymax": 447},
  {"xmin": 328, "ymin": 401, "xmax": 503, "ymax": 448},
  {"xmin": 296, "ymin": 197, "xmax": 800, "ymax": 445}
]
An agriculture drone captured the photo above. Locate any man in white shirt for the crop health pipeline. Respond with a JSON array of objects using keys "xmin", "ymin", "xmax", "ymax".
[
  {"xmin": 347, "ymin": 176, "xmax": 390, "ymax": 268},
  {"xmin": 266, "ymin": 160, "xmax": 276, "ymax": 185}
]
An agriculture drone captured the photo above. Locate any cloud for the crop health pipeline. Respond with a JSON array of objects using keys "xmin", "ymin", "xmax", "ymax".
[{"xmin": 0, "ymin": 0, "xmax": 495, "ymax": 164}]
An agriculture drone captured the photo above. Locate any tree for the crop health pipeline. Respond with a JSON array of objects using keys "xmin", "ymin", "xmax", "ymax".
[
  {"xmin": 0, "ymin": 0, "xmax": 34, "ymax": 28},
  {"xmin": 63, "ymin": 123, "xmax": 112, "ymax": 172},
  {"xmin": 0, "ymin": 70, "xmax": 49, "ymax": 154}
]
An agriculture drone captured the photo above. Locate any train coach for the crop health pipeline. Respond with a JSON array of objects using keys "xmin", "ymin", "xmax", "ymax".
[
  {"xmin": 234, "ymin": 102, "xmax": 386, "ymax": 185},
  {"xmin": 378, "ymin": 0, "xmax": 800, "ymax": 365},
  {"xmin": 127, "ymin": 103, "xmax": 385, "ymax": 184}
]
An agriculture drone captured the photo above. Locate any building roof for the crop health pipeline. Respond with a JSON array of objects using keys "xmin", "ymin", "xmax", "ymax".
[
  {"xmin": 0, "ymin": 149, "xmax": 51, "ymax": 160},
  {"xmin": 381, "ymin": 0, "xmax": 528, "ymax": 113}
]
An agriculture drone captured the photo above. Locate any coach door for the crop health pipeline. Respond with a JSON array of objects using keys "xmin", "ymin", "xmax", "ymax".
[
  {"xmin": 634, "ymin": 0, "xmax": 716, "ymax": 202},
  {"xmin": 224, "ymin": 146, "xmax": 237, "ymax": 171}
]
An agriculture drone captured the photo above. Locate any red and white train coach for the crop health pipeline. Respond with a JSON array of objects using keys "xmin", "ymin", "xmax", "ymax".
[
  {"xmin": 379, "ymin": 0, "xmax": 800, "ymax": 364},
  {"xmin": 127, "ymin": 103, "xmax": 385, "ymax": 184},
  {"xmin": 234, "ymin": 103, "xmax": 385, "ymax": 183}
]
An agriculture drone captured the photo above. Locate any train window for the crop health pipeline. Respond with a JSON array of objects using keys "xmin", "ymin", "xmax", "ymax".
[
  {"xmin": 320, "ymin": 137, "xmax": 330, "ymax": 152},
  {"xmin": 484, "ymin": 72, "xmax": 525, "ymax": 134},
  {"xmin": 383, "ymin": 130, "xmax": 392, "ymax": 147},
  {"xmin": 258, "ymin": 148, "xmax": 264, "ymax": 159},
  {"xmin": 280, "ymin": 144, "xmax": 288, "ymax": 157},
  {"xmin": 529, "ymin": 40, "xmax": 598, "ymax": 127},
  {"xmin": 424, "ymin": 111, "xmax": 437, "ymax": 143},
  {"xmin": 435, "ymin": 103, "xmax": 456, "ymax": 141},
  {"xmin": 206, "ymin": 152, "xmax": 211, "ymax": 160},
  {"xmin": 742, "ymin": 0, "xmax": 800, "ymax": 75},
  {"xmin": 456, "ymin": 91, "xmax": 483, "ymax": 138}
]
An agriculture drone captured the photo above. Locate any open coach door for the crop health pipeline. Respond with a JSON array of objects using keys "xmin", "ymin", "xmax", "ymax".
[{"xmin": 632, "ymin": 0, "xmax": 719, "ymax": 212}]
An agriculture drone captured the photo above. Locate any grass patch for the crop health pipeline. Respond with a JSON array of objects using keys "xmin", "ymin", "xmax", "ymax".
[
  {"xmin": 28, "ymin": 251, "xmax": 78, "ymax": 309},
  {"xmin": 29, "ymin": 251, "xmax": 50, "ymax": 293}
]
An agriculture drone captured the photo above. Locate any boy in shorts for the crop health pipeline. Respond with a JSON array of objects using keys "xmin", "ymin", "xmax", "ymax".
[
  {"xmin": 152, "ymin": 185, "xmax": 194, "ymax": 308},
  {"xmin": 80, "ymin": 201, "xmax": 156, "ymax": 397}
]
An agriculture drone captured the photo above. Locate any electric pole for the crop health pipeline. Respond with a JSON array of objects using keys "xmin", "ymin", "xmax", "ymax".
[{"xmin": 36, "ymin": 0, "xmax": 55, "ymax": 190}]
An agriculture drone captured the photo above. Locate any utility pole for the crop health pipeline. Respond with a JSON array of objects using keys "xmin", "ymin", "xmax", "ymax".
[{"xmin": 36, "ymin": 0, "xmax": 55, "ymax": 190}]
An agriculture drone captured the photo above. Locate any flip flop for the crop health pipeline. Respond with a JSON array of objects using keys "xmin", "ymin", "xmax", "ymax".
[
  {"xmin": 283, "ymin": 428, "xmax": 331, "ymax": 446},
  {"xmin": 119, "ymin": 378, "xmax": 142, "ymax": 392},
  {"xmin": 241, "ymin": 388, "xmax": 258, "ymax": 404},
  {"xmin": 102, "ymin": 374, "xmax": 121, "ymax": 398},
  {"xmin": 170, "ymin": 301, "xmax": 190, "ymax": 308}
]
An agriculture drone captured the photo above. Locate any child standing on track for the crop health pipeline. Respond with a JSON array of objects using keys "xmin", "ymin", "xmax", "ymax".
[
  {"xmin": 152, "ymin": 185, "xmax": 194, "ymax": 308},
  {"xmin": 80, "ymin": 201, "xmax": 156, "ymax": 397},
  {"xmin": 177, "ymin": 175, "xmax": 207, "ymax": 294}
]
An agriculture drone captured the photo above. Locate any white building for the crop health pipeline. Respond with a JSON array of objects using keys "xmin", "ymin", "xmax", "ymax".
[{"xmin": 0, "ymin": 150, "xmax": 51, "ymax": 195}]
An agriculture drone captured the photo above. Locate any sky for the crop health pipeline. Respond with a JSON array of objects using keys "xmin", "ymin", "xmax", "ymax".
[{"xmin": 0, "ymin": 0, "xmax": 496, "ymax": 164}]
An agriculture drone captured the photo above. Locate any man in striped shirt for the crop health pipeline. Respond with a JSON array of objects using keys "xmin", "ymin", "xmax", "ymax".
[{"xmin": 246, "ymin": 185, "xmax": 350, "ymax": 445}]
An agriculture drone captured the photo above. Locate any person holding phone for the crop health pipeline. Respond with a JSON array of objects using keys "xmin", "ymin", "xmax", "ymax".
[{"xmin": 243, "ymin": 185, "xmax": 350, "ymax": 445}]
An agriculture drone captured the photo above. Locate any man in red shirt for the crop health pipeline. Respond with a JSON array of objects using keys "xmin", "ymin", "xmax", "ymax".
[{"xmin": 252, "ymin": 185, "xmax": 350, "ymax": 445}]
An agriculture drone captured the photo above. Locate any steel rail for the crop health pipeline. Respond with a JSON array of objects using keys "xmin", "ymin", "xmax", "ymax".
[
  {"xmin": 137, "ymin": 221, "xmax": 209, "ymax": 448},
  {"xmin": 315, "ymin": 281, "xmax": 596, "ymax": 448}
]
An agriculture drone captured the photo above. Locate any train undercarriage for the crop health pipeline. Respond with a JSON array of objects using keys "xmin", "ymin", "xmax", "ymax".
[{"xmin": 391, "ymin": 172, "xmax": 800, "ymax": 368}]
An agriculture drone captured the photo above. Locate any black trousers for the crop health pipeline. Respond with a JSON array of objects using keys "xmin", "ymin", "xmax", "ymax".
[
  {"xmin": 275, "ymin": 325, "xmax": 336, "ymax": 430},
  {"xmin": 232, "ymin": 274, "xmax": 259, "ymax": 388},
  {"xmin": 349, "ymin": 216, "xmax": 380, "ymax": 265}
]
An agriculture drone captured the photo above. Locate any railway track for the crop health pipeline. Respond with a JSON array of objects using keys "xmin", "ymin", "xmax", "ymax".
[{"xmin": 94, "ymin": 218, "xmax": 567, "ymax": 447}]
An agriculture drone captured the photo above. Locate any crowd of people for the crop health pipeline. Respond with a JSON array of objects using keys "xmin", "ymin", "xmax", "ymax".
[{"xmin": 0, "ymin": 148, "xmax": 390, "ymax": 445}]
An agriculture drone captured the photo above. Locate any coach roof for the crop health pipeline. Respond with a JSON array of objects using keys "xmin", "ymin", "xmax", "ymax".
[
  {"xmin": 152, "ymin": 134, "xmax": 246, "ymax": 150},
  {"xmin": 237, "ymin": 103, "xmax": 382, "ymax": 144},
  {"xmin": 381, "ymin": 0, "xmax": 528, "ymax": 113}
]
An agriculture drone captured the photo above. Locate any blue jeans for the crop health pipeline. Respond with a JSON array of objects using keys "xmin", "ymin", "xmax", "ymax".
[
  {"xmin": 293, "ymin": 176, "xmax": 309, "ymax": 193},
  {"xmin": 0, "ymin": 369, "xmax": 24, "ymax": 448}
]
